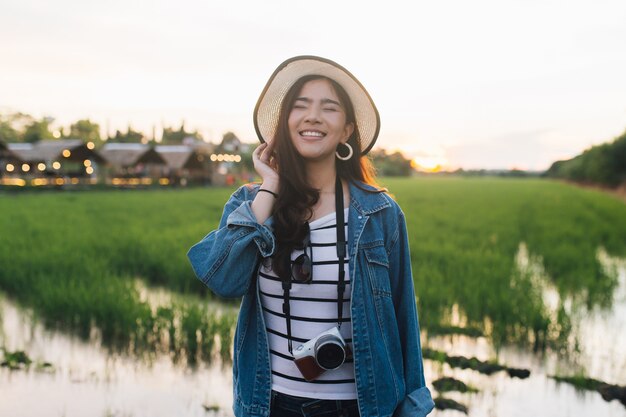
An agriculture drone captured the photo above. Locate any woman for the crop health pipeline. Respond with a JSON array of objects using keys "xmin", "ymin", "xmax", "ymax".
[{"xmin": 187, "ymin": 56, "xmax": 434, "ymax": 417}]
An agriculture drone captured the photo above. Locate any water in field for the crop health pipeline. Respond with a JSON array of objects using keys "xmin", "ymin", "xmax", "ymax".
[
  {"xmin": 1, "ymin": 252, "xmax": 625, "ymax": 417},
  {"xmin": 424, "ymin": 248, "xmax": 626, "ymax": 417}
]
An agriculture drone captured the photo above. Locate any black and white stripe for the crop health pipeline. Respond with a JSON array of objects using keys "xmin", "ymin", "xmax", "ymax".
[{"xmin": 259, "ymin": 208, "xmax": 357, "ymax": 400}]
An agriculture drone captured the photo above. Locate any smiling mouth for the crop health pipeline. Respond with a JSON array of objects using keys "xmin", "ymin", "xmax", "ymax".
[{"xmin": 299, "ymin": 130, "xmax": 326, "ymax": 138}]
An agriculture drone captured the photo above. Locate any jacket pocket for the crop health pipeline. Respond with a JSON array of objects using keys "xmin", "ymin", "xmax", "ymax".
[{"xmin": 363, "ymin": 241, "xmax": 392, "ymax": 297}]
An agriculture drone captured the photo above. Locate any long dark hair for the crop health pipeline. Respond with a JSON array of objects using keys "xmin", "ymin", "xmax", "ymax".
[{"xmin": 270, "ymin": 75, "xmax": 382, "ymax": 280}]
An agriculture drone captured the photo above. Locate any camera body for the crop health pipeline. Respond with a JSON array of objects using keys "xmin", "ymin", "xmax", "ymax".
[{"xmin": 292, "ymin": 326, "xmax": 352, "ymax": 381}]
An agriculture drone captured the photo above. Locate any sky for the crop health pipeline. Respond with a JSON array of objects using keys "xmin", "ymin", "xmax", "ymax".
[{"xmin": 1, "ymin": 0, "xmax": 625, "ymax": 170}]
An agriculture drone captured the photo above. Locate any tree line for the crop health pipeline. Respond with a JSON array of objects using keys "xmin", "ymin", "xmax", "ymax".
[
  {"xmin": 545, "ymin": 129, "xmax": 626, "ymax": 188},
  {"xmin": 0, "ymin": 111, "xmax": 203, "ymax": 146}
]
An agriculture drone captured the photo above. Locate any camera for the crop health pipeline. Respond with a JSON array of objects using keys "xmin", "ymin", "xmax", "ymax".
[{"xmin": 293, "ymin": 326, "xmax": 352, "ymax": 381}]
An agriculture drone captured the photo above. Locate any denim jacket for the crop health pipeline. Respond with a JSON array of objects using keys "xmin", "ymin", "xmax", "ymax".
[{"xmin": 187, "ymin": 181, "xmax": 434, "ymax": 417}]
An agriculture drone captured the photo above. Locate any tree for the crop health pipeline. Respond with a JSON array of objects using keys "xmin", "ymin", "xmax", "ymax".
[
  {"xmin": 161, "ymin": 122, "xmax": 203, "ymax": 144},
  {"xmin": 108, "ymin": 126, "xmax": 145, "ymax": 143},
  {"xmin": 0, "ymin": 111, "xmax": 36, "ymax": 143},
  {"xmin": 545, "ymin": 129, "xmax": 626, "ymax": 187},
  {"xmin": 370, "ymin": 149, "xmax": 413, "ymax": 176},
  {"xmin": 22, "ymin": 118, "xmax": 54, "ymax": 143},
  {"xmin": 68, "ymin": 119, "xmax": 102, "ymax": 144},
  {"xmin": 0, "ymin": 120, "xmax": 19, "ymax": 142}
]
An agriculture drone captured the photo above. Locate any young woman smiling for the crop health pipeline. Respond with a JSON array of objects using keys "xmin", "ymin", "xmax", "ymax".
[{"xmin": 188, "ymin": 56, "xmax": 434, "ymax": 417}]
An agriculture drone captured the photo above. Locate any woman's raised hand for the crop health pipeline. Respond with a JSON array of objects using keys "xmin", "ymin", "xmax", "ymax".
[
  {"xmin": 251, "ymin": 142, "xmax": 279, "ymax": 224},
  {"xmin": 253, "ymin": 142, "xmax": 279, "ymax": 190}
]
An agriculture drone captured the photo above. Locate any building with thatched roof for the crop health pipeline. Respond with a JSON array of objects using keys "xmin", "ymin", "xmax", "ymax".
[
  {"xmin": 8, "ymin": 139, "xmax": 104, "ymax": 163},
  {"xmin": 0, "ymin": 140, "xmax": 19, "ymax": 162},
  {"xmin": 99, "ymin": 143, "xmax": 167, "ymax": 185},
  {"xmin": 1, "ymin": 141, "xmax": 23, "ymax": 184},
  {"xmin": 100, "ymin": 143, "xmax": 165, "ymax": 168},
  {"xmin": 4, "ymin": 139, "xmax": 104, "ymax": 182},
  {"xmin": 155, "ymin": 145, "xmax": 211, "ymax": 185}
]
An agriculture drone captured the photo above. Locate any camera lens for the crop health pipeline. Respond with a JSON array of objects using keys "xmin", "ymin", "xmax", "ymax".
[{"xmin": 315, "ymin": 336, "xmax": 346, "ymax": 370}]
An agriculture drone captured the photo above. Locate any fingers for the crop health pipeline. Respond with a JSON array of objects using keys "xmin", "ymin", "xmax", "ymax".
[
  {"xmin": 255, "ymin": 142, "xmax": 274, "ymax": 165},
  {"xmin": 260, "ymin": 144, "xmax": 271, "ymax": 164},
  {"xmin": 253, "ymin": 143, "xmax": 267, "ymax": 163},
  {"xmin": 252, "ymin": 142, "xmax": 279, "ymax": 185},
  {"xmin": 265, "ymin": 138, "xmax": 276, "ymax": 156},
  {"xmin": 253, "ymin": 143, "xmax": 267, "ymax": 157},
  {"xmin": 268, "ymin": 144, "xmax": 278, "ymax": 169}
]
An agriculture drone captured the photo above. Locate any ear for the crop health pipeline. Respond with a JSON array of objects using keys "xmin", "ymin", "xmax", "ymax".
[{"xmin": 342, "ymin": 122, "xmax": 355, "ymax": 144}]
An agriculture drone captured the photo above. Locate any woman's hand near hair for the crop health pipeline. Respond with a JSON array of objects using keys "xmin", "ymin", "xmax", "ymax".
[
  {"xmin": 251, "ymin": 142, "xmax": 279, "ymax": 224},
  {"xmin": 253, "ymin": 142, "xmax": 279, "ymax": 186}
]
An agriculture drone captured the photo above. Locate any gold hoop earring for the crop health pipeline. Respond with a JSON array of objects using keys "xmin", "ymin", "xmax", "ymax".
[{"xmin": 335, "ymin": 142, "xmax": 353, "ymax": 161}]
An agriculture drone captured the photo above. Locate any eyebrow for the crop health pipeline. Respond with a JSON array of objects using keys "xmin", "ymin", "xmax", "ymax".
[{"xmin": 294, "ymin": 97, "xmax": 342, "ymax": 107}]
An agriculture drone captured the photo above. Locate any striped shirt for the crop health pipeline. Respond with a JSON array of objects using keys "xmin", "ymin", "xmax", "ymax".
[{"xmin": 258, "ymin": 208, "xmax": 356, "ymax": 400}]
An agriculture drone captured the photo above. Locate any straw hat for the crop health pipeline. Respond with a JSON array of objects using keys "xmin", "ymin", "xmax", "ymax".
[{"xmin": 253, "ymin": 55, "xmax": 380, "ymax": 155}]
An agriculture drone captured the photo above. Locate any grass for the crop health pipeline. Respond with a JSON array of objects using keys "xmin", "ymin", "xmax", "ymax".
[
  {"xmin": 0, "ymin": 177, "xmax": 625, "ymax": 360},
  {"xmin": 0, "ymin": 186, "xmax": 237, "ymax": 362},
  {"xmin": 381, "ymin": 177, "xmax": 626, "ymax": 349},
  {"xmin": 432, "ymin": 377, "xmax": 479, "ymax": 393},
  {"xmin": 423, "ymin": 347, "xmax": 524, "ymax": 376},
  {"xmin": 549, "ymin": 374, "xmax": 626, "ymax": 406}
]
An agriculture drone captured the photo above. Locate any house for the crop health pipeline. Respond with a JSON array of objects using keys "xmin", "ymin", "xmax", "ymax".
[
  {"xmin": 0, "ymin": 140, "xmax": 24, "ymax": 185},
  {"xmin": 4, "ymin": 139, "xmax": 105, "ymax": 185},
  {"xmin": 155, "ymin": 145, "xmax": 212, "ymax": 185},
  {"xmin": 99, "ymin": 142, "xmax": 166, "ymax": 185},
  {"xmin": 0, "ymin": 140, "xmax": 20, "ymax": 164}
]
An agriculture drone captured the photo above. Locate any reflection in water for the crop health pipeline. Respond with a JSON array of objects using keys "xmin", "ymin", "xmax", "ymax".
[
  {"xmin": 0, "ymin": 294, "xmax": 234, "ymax": 417},
  {"xmin": 513, "ymin": 244, "xmax": 626, "ymax": 383},
  {"xmin": 425, "ymin": 247, "xmax": 626, "ymax": 416},
  {"xmin": 576, "ymin": 250, "xmax": 626, "ymax": 384}
]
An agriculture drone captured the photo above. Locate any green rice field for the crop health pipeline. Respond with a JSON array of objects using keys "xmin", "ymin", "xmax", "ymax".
[{"xmin": 1, "ymin": 177, "xmax": 625, "ymax": 360}]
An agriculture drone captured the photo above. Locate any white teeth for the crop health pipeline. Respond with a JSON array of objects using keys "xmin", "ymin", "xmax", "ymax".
[{"xmin": 300, "ymin": 131, "xmax": 324, "ymax": 137}]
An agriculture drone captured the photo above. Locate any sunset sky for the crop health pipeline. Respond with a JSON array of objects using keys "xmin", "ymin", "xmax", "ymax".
[{"xmin": 1, "ymin": 0, "xmax": 625, "ymax": 170}]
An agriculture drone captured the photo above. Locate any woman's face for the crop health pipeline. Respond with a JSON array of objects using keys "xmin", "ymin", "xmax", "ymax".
[{"xmin": 287, "ymin": 78, "xmax": 354, "ymax": 163}]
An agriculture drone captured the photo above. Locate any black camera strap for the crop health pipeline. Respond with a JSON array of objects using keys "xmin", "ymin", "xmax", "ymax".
[
  {"xmin": 335, "ymin": 175, "xmax": 347, "ymax": 331},
  {"xmin": 282, "ymin": 176, "xmax": 347, "ymax": 354}
]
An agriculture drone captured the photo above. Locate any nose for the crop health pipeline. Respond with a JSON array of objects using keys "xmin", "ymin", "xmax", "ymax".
[{"xmin": 303, "ymin": 104, "xmax": 322, "ymax": 124}]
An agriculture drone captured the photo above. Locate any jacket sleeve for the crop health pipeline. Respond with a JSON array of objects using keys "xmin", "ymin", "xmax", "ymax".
[
  {"xmin": 388, "ymin": 209, "xmax": 435, "ymax": 417},
  {"xmin": 186, "ymin": 185, "xmax": 276, "ymax": 298}
]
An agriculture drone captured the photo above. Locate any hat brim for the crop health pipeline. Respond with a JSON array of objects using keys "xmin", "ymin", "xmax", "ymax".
[{"xmin": 253, "ymin": 55, "xmax": 380, "ymax": 155}]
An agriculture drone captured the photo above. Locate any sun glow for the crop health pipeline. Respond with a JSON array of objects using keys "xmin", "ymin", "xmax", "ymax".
[{"xmin": 410, "ymin": 155, "xmax": 449, "ymax": 173}]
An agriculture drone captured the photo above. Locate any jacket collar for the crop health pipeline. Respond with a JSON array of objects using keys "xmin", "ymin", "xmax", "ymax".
[{"xmin": 348, "ymin": 180, "xmax": 391, "ymax": 215}]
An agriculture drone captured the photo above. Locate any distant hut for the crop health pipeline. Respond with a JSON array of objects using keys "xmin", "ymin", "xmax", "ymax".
[
  {"xmin": 0, "ymin": 141, "xmax": 11, "ymax": 159},
  {"xmin": 99, "ymin": 143, "xmax": 166, "ymax": 185},
  {"xmin": 6, "ymin": 139, "xmax": 104, "ymax": 184},
  {"xmin": 219, "ymin": 133, "xmax": 243, "ymax": 153},
  {"xmin": 212, "ymin": 133, "xmax": 251, "ymax": 185},
  {"xmin": 155, "ymin": 145, "xmax": 212, "ymax": 185},
  {"xmin": 0, "ymin": 140, "xmax": 20, "ymax": 164},
  {"xmin": 1, "ymin": 141, "xmax": 22, "ymax": 184}
]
